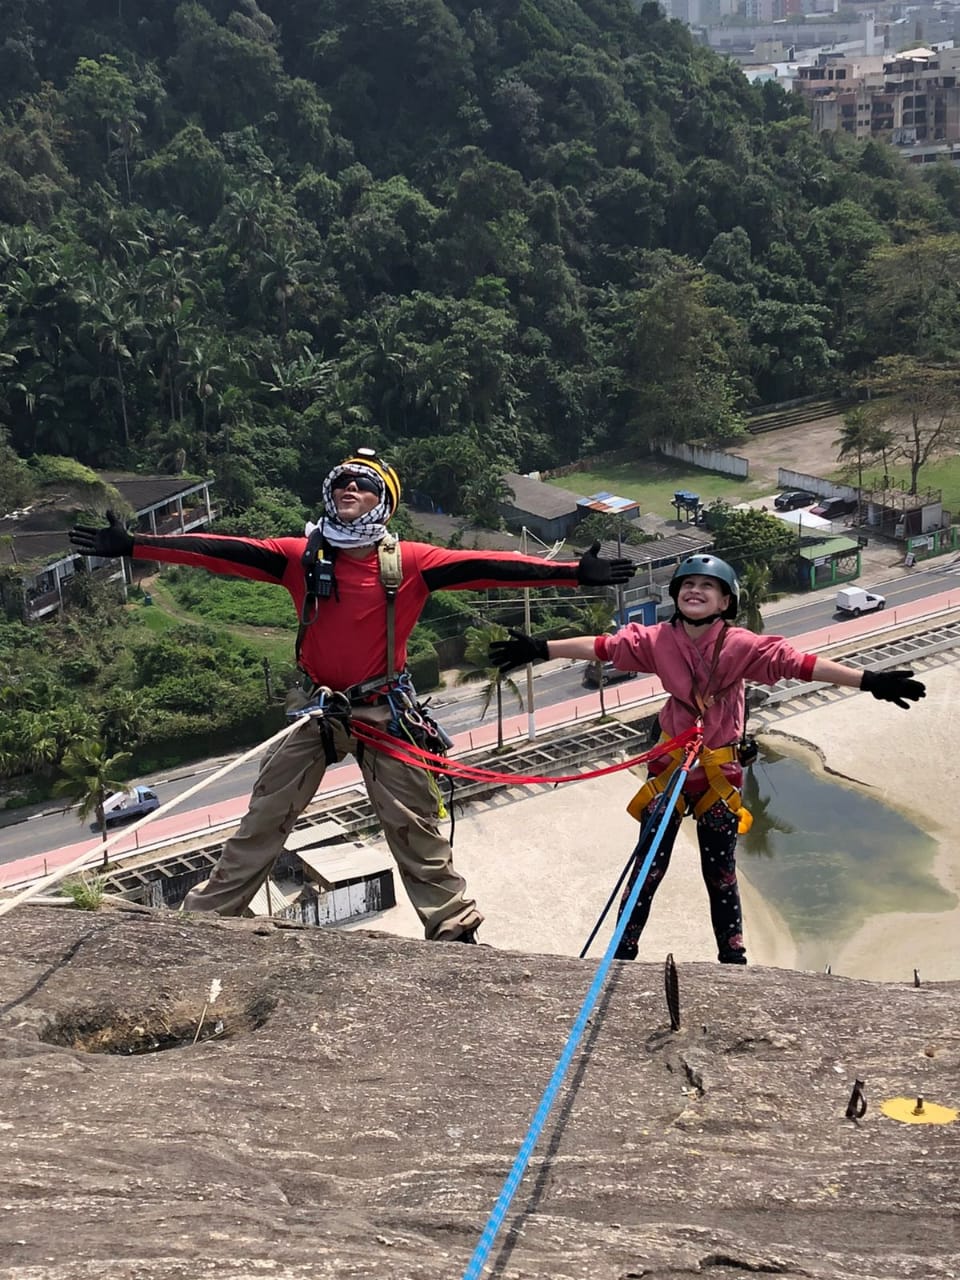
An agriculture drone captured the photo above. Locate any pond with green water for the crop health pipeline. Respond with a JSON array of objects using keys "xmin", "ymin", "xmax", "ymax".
[{"xmin": 737, "ymin": 741, "xmax": 955, "ymax": 969}]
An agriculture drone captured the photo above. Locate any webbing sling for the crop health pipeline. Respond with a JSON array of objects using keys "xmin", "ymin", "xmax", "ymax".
[{"xmin": 377, "ymin": 534, "xmax": 402, "ymax": 681}]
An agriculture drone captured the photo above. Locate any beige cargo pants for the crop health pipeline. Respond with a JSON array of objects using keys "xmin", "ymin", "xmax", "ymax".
[{"xmin": 181, "ymin": 703, "xmax": 483, "ymax": 941}]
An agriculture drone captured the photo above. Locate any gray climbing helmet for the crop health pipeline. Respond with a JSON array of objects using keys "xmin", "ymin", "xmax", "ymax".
[{"xmin": 669, "ymin": 555, "xmax": 740, "ymax": 620}]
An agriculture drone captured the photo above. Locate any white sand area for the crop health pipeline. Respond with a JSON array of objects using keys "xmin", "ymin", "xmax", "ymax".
[{"xmin": 343, "ymin": 664, "xmax": 960, "ymax": 983}]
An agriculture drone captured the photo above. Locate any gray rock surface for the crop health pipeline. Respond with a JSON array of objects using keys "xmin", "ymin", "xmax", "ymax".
[{"xmin": 1, "ymin": 905, "xmax": 958, "ymax": 1280}]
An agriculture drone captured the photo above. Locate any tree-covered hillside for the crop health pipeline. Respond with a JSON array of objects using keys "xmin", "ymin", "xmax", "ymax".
[{"xmin": 3, "ymin": 0, "xmax": 960, "ymax": 521}]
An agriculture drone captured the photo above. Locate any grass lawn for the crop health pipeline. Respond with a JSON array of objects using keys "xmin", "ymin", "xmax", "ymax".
[
  {"xmin": 135, "ymin": 578, "xmax": 297, "ymax": 670},
  {"xmin": 124, "ymin": 598, "xmax": 181, "ymax": 636},
  {"xmin": 831, "ymin": 455, "xmax": 960, "ymax": 513},
  {"xmin": 545, "ymin": 457, "xmax": 769, "ymax": 518}
]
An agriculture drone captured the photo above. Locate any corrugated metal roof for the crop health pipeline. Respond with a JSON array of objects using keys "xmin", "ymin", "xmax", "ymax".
[
  {"xmin": 408, "ymin": 510, "xmax": 544, "ymax": 554},
  {"xmin": 284, "ymin": 821, "xmax": 347, "ymax": 851},
  {"xmin": 576, "ymin": 492, "xmax": 640, "ymax": 517},
  {"xmin": 0, "ymin": 531, "xmax": 77, "ymax": 568},
  {"xmin": 246, "ymin": 877, "xmax": 296, "ymax": 917},
  {"xmin": 102, "ymin": 474, "xmax": 209, "ymax": 510},
  {"xmin": 592, "ymin": 531, "xmax": 713, "ymax": 568},
  {"xmin": 296, "ymin": 845, "xmax": 393, "ymax": 887},
  {"xmin": 1, "ymin": 475, "xmax": 210, "ymax": 569},
  {"xmin": 502, "ymin": 473, "xmax": 582, "ymax": 520}
]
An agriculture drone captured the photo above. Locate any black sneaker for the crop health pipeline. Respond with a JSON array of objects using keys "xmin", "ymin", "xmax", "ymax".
[{"xmin": 451, "ymin": 928, "xmax": 477, "ymax": 944}]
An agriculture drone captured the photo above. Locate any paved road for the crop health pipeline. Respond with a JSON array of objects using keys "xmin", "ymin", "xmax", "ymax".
[{"xmin": 3, "ymin": 560, "xmax": 956, "ymax": 868}]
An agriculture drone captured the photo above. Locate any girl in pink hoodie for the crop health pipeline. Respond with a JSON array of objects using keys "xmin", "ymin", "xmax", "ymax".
[{"xmin": 490, "ymin": 554, "xmax": 925, "ymax": 964}]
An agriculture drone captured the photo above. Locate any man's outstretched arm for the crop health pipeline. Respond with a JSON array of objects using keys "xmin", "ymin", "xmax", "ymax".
[
  {"xmin": 69, "ymin": 510, "xmax": 291, "ymax": 583},
  {"xmin": 419, "ymin": 541, "xmax": 636, "ymax": 592}
]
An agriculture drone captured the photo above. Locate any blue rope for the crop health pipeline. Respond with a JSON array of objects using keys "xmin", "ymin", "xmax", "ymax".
[
  {"xmin": 461, "ymin": 738, "xmax": 701, "ymax": 1280},
  {"xmin": 578, "ymin": 786, "xmax": 673, "ymax": 959}
]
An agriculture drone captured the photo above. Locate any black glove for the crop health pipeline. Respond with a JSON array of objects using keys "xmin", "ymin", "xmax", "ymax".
[
  {"xmin": 489, "ymin": 629, "xmax": 549, "ymax": 675},
  {"xmin": 577, "ymin": 540, "xmax": 635, "ymax": 587},
  {"xmin": 69, "ymin": 509, "xmax": 135, "ymax": 559},
  {"xmin": 860, "ymin": 668, "xmax": 926, "ymax": 710}
]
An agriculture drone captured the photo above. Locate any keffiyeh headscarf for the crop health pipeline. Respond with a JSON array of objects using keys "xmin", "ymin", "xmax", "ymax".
[{"xmin": 306, "ymin": 463, "xmax": 391, "ymax": 549}]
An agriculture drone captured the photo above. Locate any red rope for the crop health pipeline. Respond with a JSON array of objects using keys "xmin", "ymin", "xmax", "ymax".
[{"xmin": 350, "ymin": 720, "xmax": 701, "ymax": 787}]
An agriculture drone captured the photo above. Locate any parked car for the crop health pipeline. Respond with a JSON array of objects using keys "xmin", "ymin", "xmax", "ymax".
[
  {"xmin": 101, "ymin": 786, "xmax": 161, "ymax": 829},
  {"xmin": 581, "ymin": 661, "xmax": 639, "ymax": 689},
  {"xmin": 774, "ymin": 489, "xmax": 817, "ymax": 511},
  {"xmin": 810, "ymin": 496, "xmax": 858, "ymax": 520},
  {"xmin": 835, "ymin": 586, "xmax": 885, "ymax": 617}
]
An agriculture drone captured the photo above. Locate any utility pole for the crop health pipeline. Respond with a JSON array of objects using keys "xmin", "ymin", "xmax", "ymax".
[
  {"xmin": 616, "ymin": 517, "xmax": 626, "ymax": 626},
  {"xmin": 522, "ymin": 526, "xmax": 536, "ymax": 741}
]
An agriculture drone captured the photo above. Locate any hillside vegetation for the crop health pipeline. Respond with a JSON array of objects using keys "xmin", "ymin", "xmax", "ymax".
[
  {"xmin": 3, "ymin": 0, "xmax": 960, "ymax": 518},
  {"xmin": 4, "ymin": 0, "xmax": 960, "ymax": 795}
]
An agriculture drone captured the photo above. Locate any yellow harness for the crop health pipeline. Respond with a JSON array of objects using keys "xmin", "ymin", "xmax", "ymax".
[{"xmin": 627, "ymin": 734, "xmax": 753, "ymax": 833}]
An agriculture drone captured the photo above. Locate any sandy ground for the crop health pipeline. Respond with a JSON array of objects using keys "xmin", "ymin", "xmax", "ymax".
[
  {"xmin": 345, "ymin": 770, "xmax": 799, "ymax": 968},
  {"xmin": 344, "ymin": 661, "xmax": 960, "ymax": 982},
  {"xmin": 735, "ymin": 414, "xmax": 851, "ymax": 489}
]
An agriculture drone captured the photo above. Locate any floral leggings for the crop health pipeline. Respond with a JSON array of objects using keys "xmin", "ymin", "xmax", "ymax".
[{"xmin": 614, "ymin": 797, "xmax": 746, "ymax": 964}]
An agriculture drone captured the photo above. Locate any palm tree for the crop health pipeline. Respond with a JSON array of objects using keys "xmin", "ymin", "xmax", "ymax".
[
  {"xmin": 78, "ymin": 277, "xmax": 143, "ymax": 446},
  {"xmin": 576, "ymin": 598, "xmax": 617, "ymax": 716},
  {"xmin": 262, "ymin": 349, "xmax": 333, "ymax": 410},
  {"xmin": 223, "ymin": 186, "xmax": 269, "ymax": 253},
  {"xmin": 739, "ymin": 756, "xmax": 795, "ymax": 860},
  {"xmin": 259, "ymin": 245, "xmax": 309, "ymax": 335},
  {"xmin": 18, "ymin": 711, "xmax": 61, "ymax": 777},
  {"xmin": 100, "ymin": 690, "xmax": 147, "ymax": 755},
  {"xmin": 53, "ymin": 740, "xmax": 133, "ymax": 868},
  {"xmin": 739, "ymin": 562, "xmax": 773, "ymax": 634},
  {"xmin": 456, "ymin": 623, "xmax": 524, "ymax": 750},
  {"xmin": 835, "ymin": 407, "xmax": 876, "ymax": 489}
]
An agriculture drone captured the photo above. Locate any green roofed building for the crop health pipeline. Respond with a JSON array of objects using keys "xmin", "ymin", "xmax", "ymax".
[{"xmin": 795, "ymin": 536, "xmax": 862, "ymax": 590}]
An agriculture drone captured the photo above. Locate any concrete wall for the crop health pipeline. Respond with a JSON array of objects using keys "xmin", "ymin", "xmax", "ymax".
[
  {"xmin": 658, "ymin": 440, "xmax": 749, "ymax": 478},
  {"xmin": 777, "ymin": 469, "xmax": 858, "ymax": 500}
]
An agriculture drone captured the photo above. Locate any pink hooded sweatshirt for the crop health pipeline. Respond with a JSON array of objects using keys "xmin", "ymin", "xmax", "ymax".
[{"xmin": 597, "ymin": 619, "xmax": 817, "ymax": 794}]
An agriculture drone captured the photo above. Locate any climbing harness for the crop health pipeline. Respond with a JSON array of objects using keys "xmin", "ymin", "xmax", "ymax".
[
  {"xmin": 625, "ymin": 623, "xmax": 753, "ymax": 832},
  {"xmin": 287, "ymin": 666, "xmax": 455, "ymax": 821},
  {"xmin": 627, "ymin": 734, "xmax": 752, "ymax": 832},
  {"xmin": 382, "ymin": 671, "xmax": 453, "ymax": 822},
  {"xmin": 460, "ymin": 730, "xmax": 703, "ymax": 1280}
]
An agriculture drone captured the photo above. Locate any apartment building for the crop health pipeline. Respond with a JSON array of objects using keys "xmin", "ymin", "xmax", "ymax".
[{"xmin": 796, "ymin": 44, "xmax": 960, "ymax": 143}]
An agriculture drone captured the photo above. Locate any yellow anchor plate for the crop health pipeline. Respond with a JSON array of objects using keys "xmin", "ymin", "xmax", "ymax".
[{"xmin": 880, "ymin": 1097, "xmax": 958, "ymax": 1125}]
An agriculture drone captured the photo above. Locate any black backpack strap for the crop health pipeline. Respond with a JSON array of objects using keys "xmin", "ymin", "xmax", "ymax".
[{"xmin": 296, "ymin": 530, "xmax": 337, "ymax": 673}]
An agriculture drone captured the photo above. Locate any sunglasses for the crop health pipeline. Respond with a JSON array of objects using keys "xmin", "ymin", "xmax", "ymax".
[{"xmin": 331, "ymin": 472, "xmax": 381, "ymax": 496}]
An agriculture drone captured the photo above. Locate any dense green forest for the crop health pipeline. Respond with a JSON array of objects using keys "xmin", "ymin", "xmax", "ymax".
[
  {"xmin": 5, "ymin": 0, "xmax": 960, "ymax": 801},
  {"xmin": 4, "ymin": 0, "xmax": 960, "ymax": 516}
]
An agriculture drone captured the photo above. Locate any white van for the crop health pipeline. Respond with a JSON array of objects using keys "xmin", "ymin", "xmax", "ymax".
[{"xmin": 835, "ymin": 586, "xmax": 885, "ymax": 617}]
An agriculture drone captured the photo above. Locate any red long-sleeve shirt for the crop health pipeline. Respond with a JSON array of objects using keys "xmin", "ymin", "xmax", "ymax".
[{"xmin": 133, "ymin": 532, "xmax": 581, "ymax": 691}]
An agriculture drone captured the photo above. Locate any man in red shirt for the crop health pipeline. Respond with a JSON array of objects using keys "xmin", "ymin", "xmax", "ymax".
[{"xmin": 70, "ymin": 449, "xmax": 634, "ymax": 943}]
